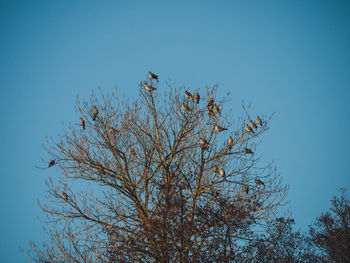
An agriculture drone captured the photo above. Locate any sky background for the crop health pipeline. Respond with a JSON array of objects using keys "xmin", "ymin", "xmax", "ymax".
[{"xmin": 1, "ymin": 0, "xmax": 349, "ymax": 261}]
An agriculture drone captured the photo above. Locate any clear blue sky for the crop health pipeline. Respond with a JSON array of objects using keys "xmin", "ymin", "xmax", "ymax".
[{"xmin": 1, "ymin": 1, "xmax": 349, "ymax": 261}]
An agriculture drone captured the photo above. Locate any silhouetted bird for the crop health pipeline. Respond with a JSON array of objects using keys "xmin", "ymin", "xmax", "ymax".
[
  {"xmin": 249, "ymin": 120, "xmax": 257, "ymax": 130},
  {"xmin": 219, "ymin": 168, "xmax": 225, "ymax": 177},
  {"xmin": 61, "ymin": 191, "xmax": 68, "ymax": 201},
  {"xmin": 246, "ymin": 124, "xmax": 254, "ymax": 134},
  {"xmin": 194, "ymin": 93, "xmax": 200, "ymax": 104},
  {"xmin": 182, "ymin": 103, "xmax": 190, "ymax": 111},
  {"xmin": 48, "ymin": 159, "xmax": 55, "ymax": 168},
  {"xmin": 145, "ymin": 84, "xmax": 157, "ymax": 91},
  {"xmin": 256, "ymin": 116, "xmax": 262, "ymax": 126},
  {"xmin": 215, "ymin": 125, "xmax": 227, "ymax": 132},
  {"xmin": 243, "ymin": 148, "xmax": 253, "ymax": 154},
  {"xmin": 80, "ymin": 117, "xmax": 85, "ymax": 130},
  {"xmin": 92, "ymin": 106, "xmax": 98, "ymax": 121},
  {"xmin": 255, "ymin": 179, "xmax": 265, "ymax": 186},
  {"xmin": 185, "ymin": 91, "xmax": 193, "ymax": 100},
  {"xmin": 214, "ymin": 104, "xmax": 221, "ymax": 116},
  {"xmin": 148, "ymin": 71, "xmax": 159, "ymax": 82},
  {"xmin": 228, "ymin": 136, "xmax": 233, "ymax": 146}
]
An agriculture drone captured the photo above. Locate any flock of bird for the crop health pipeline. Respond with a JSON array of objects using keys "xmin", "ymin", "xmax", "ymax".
[{"xmin": 47, "ymin": 71, "xmax": 265, "ymax": 200}]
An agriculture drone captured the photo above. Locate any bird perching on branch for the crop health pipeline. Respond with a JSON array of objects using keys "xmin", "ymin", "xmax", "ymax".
[
  {"xmin": 92, "ymin": 106, "xmax": 98, "ymax": 121},
  {"xmin": 256, "ymin": 115, "xmax": 263, "ymax": 126},
  {"xmin": 255, "ymin": 178, "xmax": 265, "ymax": 186},
  {"xmin": 215, "ymin": 125, "xmax": 227, "ymax": 132},
  {"xmin": 145, "ymin": 84, "xmax": 157, "ymax": 91},
  {"xmin": 249, "ymin": 120, "xmax": 257, "ymax": 130},
  {"xmin": 48, "ymin": 159, "xmax": 55, "ymax": 168},
  {"xmin": 80, "ymin": 117, "xmax": 85, "ymax": 130},
  {"xmin": 148, "ymin": 71, "xmax": 159, "ymax": 82},
  {"xmin": 185, "ymin": 91, "xmax": 193, "ymax": 100},
  {"xmin": 246, "ymin": 124, "xmax": 254, "ymax": 134}
]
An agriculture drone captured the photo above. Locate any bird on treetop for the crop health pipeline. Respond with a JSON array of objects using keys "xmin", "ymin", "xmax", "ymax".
[
  {"xmin": 48, "ymin": 159, "xmax": 55, "ymax": 168},
  {"xmin": 148, "ymin": 71, "xmax": 159, "ymax": 82},
  {"xmin": 80, "ymin": 117, "xmax": 85, "ymax": 130},
  {"xmin": 255, "ymin": 178, "xmax": 265, "ymax": 186},
  {"xmin": 256, "ymin": 116, "xmax": 262, "ymax": 126},
  {"xmin": 243, "ymin": 148, "xmax": 253, "ymax": 154},
  {"xmin": 215, "ymin": 125, "xmax": 227, "ymax": 132},
  {"xmin": 246, "ymin": 124, "xmax": 254, "ymax": 134},
  {"xmin": 194, "ymin": 93, "xmax": 200, "ymax": 104},
  {"xmin": 92, "ymin": 106, "xmax": 98, "ymax": 121},
  {"xmin": 145, "ymin": 84, "xmax": 157, "ymax": 91},
  {"xmin": 185, "ymin": 91, "xmax": 193, "ymax": 100},
  {"xmin": 249, "ymin": 120, "xmax": 257, "ymax": 130}
]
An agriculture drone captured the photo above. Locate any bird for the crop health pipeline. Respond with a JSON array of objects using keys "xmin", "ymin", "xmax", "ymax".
[
  {"xmin": 48, "ymin": 159, "xmax": 55, "ymax": 168},
  {"xmin": 243, "ymin": 148, "xmax": 253, "ymax": 154},
  {"xmin": 213, "ymin": 165, "xmax": 219, "ymax": 173},
  {"xmin": 92, "ymin": 106, "xmax": 98, "ymax": 121},
  {"xmin": 80, "ymin": 117, "xmax": 85, "ymax": 130},
  {"xmin": 256, "ymin": 116, "xmax": 262, "ymax": 126},
  {"xmin": 185, "ymin": 91, "xmax": 193, "ymax": 100},
  {"xmin": 199, "ymin": 138, "xmax": 208, "ymax": 146},
  {"xmin": 255, "ymin": 179, "xmax": 265, "ymax": 186},
  {"xmin": 61, "ymin": 191, "xmax": 68, "ymax": 201},
  {"xmin": 148, "ymin": 71, "xmax": 159, "ymax": 82},
  {"xmin": 194, "ymin": 93, "xmax": 200, "ymax": 104},
  {"xmin": 245, "ymin": 124, "xmax": 254, "ymax": 134},
  {"xmin": 219, "ymin": 168, "xmax": 225, "ymax": 177},
  {"xmin": 243, "ymin": 184, "xmax": 249, "ymax": 194},
  {"xmin": 207, "ymin": 109, "xmax": 215, "ymax": 116},
  {"xmin": 207, "ymin": 99, "xmax": 214, "ymax": 110},
  {"xmin": 215, "ymin": 125, "xmax": 227, "ymax": 132},
  {"xmin": 249, "ymin": 120, "xmax": 257, "ymax": 130},
  {"xmin": 228, "ymin": 136, "xmax": 233, "ymax": 146},
  {"xmin": 213, "ymin": 104, "xmax": 221, "ymax": 116},
  {"xmin": 182, "ymin": 103, "xmax": 190, "ymax": 111},
  {"xmin": 108, "ymin": 126, "xmax": 118, "ymax": 133},
  {"xmin": 145, "ymin": 84, "xmax": 157, "ymax": 91}
]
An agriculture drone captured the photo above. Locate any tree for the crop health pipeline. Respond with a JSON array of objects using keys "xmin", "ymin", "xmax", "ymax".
[
  {"xmin": 28, "ymin": 74, "xmax": 288, "ymax": 262},
  {"xmin": 248, "ymin": 217, "xmax": 313, "ymax": 263},
  {"xmin": 307, "ymin": 188, "xmax": 350, "ymax": 263}
]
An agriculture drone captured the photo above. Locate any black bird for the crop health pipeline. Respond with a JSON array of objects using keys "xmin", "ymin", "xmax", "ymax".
[
  {"xmin": 148, "ymin": 71, "xmax": 159, "ymax": 82},
  {"xmin": 92, "ymin": 106, "xmax": 98, "ymax": 121},
  {"xmin": 255, "ymin": 179, "xmax": 265, "ymax": 186},
  {"xmin": 80, "ymin": 117, "xmax": 85, "ymax": 130},
  {"xmin": 243, "ymin": 148, "xmax": 253, "ymax": 154},
  {"xmin": 48, "ymin": 159, "xmax": 55, "ymax": 168}
]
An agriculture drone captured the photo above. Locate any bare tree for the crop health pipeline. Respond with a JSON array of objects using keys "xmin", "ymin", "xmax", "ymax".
[
  {"xmin": 307, "ymin": 188, "xmax": 350, "ymax": 263},
  {"xmin": 28, "ymin": 74, "xmax": 288, "ymax": 262}
]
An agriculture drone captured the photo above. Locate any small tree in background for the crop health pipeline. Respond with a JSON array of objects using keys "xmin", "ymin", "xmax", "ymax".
[
  {"xmin": 28, "ymin": 73, "xmax": 288, "ymax": 262},
  {"xmin": 307, "ymin": 188, "xmax": 350, "ymax": 263}
]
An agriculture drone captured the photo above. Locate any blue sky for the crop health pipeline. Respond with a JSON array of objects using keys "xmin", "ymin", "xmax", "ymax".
[{"xmin": 1, "ymin": 1, "xmax": 349, "ymax": 261}]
